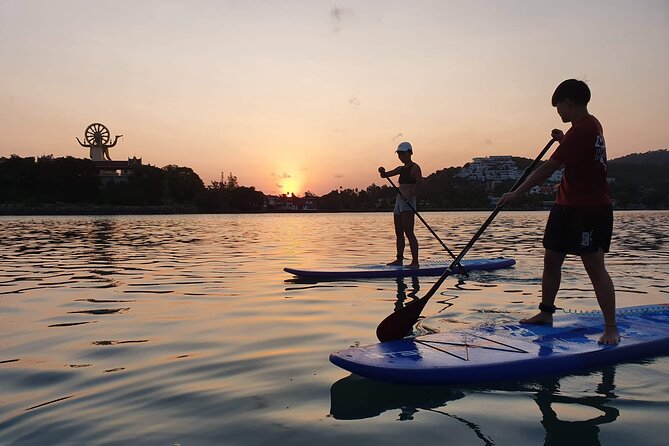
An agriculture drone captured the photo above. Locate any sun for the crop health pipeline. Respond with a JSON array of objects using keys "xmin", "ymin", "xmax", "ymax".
[{"xmin": 281, "ymin": 177, "xmax": 303, "ymax": 196}]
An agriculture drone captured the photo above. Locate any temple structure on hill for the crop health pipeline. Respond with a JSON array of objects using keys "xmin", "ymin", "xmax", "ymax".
[{"xmin": 76, "ymin": 122, "xmax": 142, "ymax": 184}]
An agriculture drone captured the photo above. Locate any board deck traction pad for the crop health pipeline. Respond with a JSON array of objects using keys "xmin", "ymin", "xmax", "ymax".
[{"xmin": 329, "ymin": 304, "xmax": 669, "ymax": 385}]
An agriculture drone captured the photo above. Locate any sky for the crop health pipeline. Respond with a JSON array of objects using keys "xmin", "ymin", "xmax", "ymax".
[{"xmin": 1, "ymin": 0, "xmax": 668, "ymax": 196}]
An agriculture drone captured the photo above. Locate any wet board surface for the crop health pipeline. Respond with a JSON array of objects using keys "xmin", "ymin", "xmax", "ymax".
[
  {"xmin": 330, "ymin": 304, "xmax": 669, "ymax": 385},
  {"xmin": 284, "ymin": 257, "xmax": 515, "ymax": 279}
]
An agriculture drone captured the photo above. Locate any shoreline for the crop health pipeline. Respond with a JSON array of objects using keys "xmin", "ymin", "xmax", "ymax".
[{"xmin": 1, "ymin": 203, "xmax": 666, "ymax": 216}]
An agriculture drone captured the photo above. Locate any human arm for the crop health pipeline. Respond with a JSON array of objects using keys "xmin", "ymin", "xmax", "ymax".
[
  {"xmin": 378, "ymin": 166, "xmax": 402, "ymax": 178},
  {"xmin": 76, "ymin": 137, "xmax": 87, "ymax": 147}
]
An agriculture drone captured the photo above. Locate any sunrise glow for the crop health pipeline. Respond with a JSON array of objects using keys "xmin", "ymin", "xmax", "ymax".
[{"xmin": 278, "ymin": 176, "xmax": 304, "ymax": 196}]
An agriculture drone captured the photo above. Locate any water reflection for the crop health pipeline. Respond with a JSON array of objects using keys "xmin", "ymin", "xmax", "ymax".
[
  {"xmin": 329, "ymin": 374, "xmax": 465, "ymax": 420},
  {"xmin": 283, "ymin": 275, "xmax": 422, "ymax": 315},
  {"xmin": 89, "ymin": 218, "xmax": 116, "ymax": 268},
  {"xmin": 537, "ymin": 367, "xmax": 618, "ymax": 445},
  {"xmin": 330, "ymin": 367, "xmax": 620, "ymax": 445},
  {"xmin": 393, "ymin": 276, "xmax": 420, "ymax": 311}
]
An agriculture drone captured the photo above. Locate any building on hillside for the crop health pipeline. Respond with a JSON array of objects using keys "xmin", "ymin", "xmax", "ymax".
[
  {"xmin": 457, "ymin": 155, "xmax": 563, "ymax": 184},
  {"xmin": 95, "ymin": 157, "xmax": 143, "ymax": 186},
  {"xmin": 265, "ymin": 194, "xmax": 316, "ymax": 211},
  {"xmin": 457, "ymin": 156, "xmax": 522, "ymax": 182}
]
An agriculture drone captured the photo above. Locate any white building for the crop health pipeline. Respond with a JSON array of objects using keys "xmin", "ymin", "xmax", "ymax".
[{"xmin": 457, "ymin": 155, "xmax": 562, "ymax": 184}]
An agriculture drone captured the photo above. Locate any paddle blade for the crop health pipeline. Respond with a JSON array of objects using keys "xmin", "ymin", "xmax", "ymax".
[{"xmin": 376, "ymin": 296, "xmax": 430, "ymax": 342}]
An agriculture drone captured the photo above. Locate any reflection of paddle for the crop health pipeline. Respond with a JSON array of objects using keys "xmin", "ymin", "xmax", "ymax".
[
  {"xmin": 376, "ymin": 138, "xmax": 558, "ymax": 342},
  {"xmin": 384, "ymin": 176, "xmax": 468, "ymax": 276}
]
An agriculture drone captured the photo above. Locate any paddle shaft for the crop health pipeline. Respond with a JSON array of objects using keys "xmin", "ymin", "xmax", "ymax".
[
  {"xmin": 443, "ymin": 139, "xmax": 556, "ymax": 275},
  {"xmin": 376, "ymin": 138, "xmax": 557, "ymax": 341},
  {"xmin": 425, "ymin": 138, "xmax": 557, "ymax": 298},
  {"xmin": 384, "ymin": 176, "xmax": 467, "ymax": 275}
]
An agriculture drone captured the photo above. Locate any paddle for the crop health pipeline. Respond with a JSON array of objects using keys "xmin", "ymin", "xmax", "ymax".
[
  {"xmin": 376, "ymin": 137, "xmax": 558, "ymax": 342},
  {"xmin": 383, "ymin": 176, "xmax": 468, "ymax": 276}
]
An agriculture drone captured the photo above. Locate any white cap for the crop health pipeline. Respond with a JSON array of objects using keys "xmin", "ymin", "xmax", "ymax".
[{"xmin": 396, "ymin": 141, "xmax": 412, "ymax": 153}]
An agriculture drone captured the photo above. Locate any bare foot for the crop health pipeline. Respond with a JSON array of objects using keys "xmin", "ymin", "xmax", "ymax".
[
  {"xmin": 520, "ymin": 311, "xmax": 553, "ymax": 325},
  {"xmin": 599, "ymin": 325, "xmax": 620, "ymax": 345},
  {"xmin": 406, "ymin": 262, "xmax": 420, "ymax": 269},
  {"xmin": 387, "ymin": 259, "xmax": 403, "ymax": 266}
]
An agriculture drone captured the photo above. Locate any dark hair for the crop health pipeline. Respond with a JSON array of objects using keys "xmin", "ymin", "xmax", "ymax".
[{"xmin": 551, "ymin": 79, "xmax": 591, "ymax": 106}]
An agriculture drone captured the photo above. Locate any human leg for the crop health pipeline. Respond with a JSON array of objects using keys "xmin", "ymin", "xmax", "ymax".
[
  {"xmin": 520, "ymin": 249, "xmax": 566, "ymax": 324},
  {"xmin": 401, "ymin": 211, "xmax": 419, "ymax": 268},
  {"xmin": 581, "ymin": 250, "xmax": 619, "ymax": 344},
  {"xmin": 387, "ymin": 212, "xmax": 405, "ymax": 266}
]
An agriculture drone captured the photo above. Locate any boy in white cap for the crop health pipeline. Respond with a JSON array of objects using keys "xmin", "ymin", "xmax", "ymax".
[{"xmin": 378, "ymin": 142, "xmax": 423, "ymax": 268}]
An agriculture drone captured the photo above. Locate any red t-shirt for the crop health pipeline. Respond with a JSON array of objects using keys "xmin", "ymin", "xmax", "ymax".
[{"xmin": 550, "ymin": 114, "xmax": 611, "ymax": 207}]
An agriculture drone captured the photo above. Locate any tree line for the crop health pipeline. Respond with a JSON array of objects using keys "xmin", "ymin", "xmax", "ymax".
[
  {"xmin": 1, "ymin": 149, "xmax": 667, "ymax": 213},
  {"xmin": 314, "ymin": 150, "xmax": 669, "ymax": 210},
  {"xmin": 0, "ymin": 155, "xmax": 263, "ymax": 212}
]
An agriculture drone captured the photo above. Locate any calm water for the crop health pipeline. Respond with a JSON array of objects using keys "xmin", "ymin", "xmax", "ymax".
[{"xmin": 1, "ymin": 211, "xmax": 668, "ymax": 445}]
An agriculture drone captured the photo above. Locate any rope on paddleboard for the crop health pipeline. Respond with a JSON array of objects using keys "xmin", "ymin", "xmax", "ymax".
[{"xmin": 560, "ymin": 305, "xmax": 669, "ymax": 316}]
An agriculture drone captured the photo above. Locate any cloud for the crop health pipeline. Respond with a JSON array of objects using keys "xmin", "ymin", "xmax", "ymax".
[
  {"xmin": 485, "ymin": 139, "xmax": 493, "ymax": 146},
  {"xmin": 271, "ymin": 172, "xmax": 291, "ymax": 179},
  {"xmin": 334, "ymin": 174, "xmax": 344, "ymax": 178},
  {"xmin": 392, "ymin": 133, "xmax": 404, "ymax": 142},
  {"xmin": 330, "ymin": 7, "xmax": 352, "ymax": 32},
  {"xmin": 349, "ymin": 96, "xmax": 360, "ymax": 106}
]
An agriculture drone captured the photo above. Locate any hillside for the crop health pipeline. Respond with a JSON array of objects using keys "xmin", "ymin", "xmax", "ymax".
[
  {"xmin": 420, "ymin": 149, "xmax": 669, "ymax": 210},
  {"xmin": 610, "ymin": 149, "xmax": 669, "ymax": 165},
  {"xmin": 607, "ymin": 149, "xmax": 669, "ymax": 208}
]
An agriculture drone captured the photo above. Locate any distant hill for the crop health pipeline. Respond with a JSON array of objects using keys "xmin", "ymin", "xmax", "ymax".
[
  {"xmin": 610, "ymin": 149, "xmax": 669, "ymax": 165},
  {"xmin": 608, "ymin": 149, "xmax": 669, "ymax": 186},
  {"xmin": 607, "ymin": 149, "xmax": 669, "ymax": 208},
  {"xmin": 420, "ymin": 149, "xmax": 669, "ymax": 210}
]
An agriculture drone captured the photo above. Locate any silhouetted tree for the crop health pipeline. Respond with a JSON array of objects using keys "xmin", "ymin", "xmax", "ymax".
[
  {"xmin": 164, "ymin": 165, "xmax": 206, "ymax": 203},
  {"xmin": 194, "ymin": 173, "xmax": 265, "ymax": 212},
  {"xmin": 0, "ymin": 155, "xmax": 39, "ymax": 202}
]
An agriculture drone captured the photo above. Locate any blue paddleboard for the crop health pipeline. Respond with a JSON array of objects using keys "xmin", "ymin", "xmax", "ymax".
[
  {"xmin": 330, "ymin": 304, "xmax": 669, "ymax": 385},
  {"xmin": 284, "ymin": 257, "xmax": 515, "ymax": 279}
]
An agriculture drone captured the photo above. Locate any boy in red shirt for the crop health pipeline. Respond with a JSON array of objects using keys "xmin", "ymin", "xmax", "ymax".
[{"xmin": 498, "ymin": 79, "xmax": 619, "ymax": 344}]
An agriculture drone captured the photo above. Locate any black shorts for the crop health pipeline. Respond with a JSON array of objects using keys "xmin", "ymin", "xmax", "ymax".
[{"xmin": 543, "ymin": 205, "xmax": 613, "ymax": 255}]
